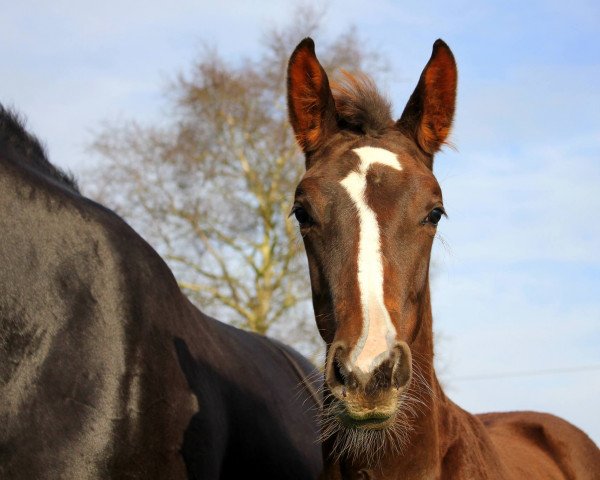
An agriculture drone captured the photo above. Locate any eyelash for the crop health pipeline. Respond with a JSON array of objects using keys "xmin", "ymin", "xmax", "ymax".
[
  {"xmin": 422, "ymin": 207, "xmax": 446, "ymax": 226},
  {"xmin": 291, "ymin": 205, "xmax": 313, "ymax": 227}
]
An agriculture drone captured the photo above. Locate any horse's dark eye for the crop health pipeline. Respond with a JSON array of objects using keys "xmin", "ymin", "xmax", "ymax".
[
  {"xmin": 425, "ymin": 207, "xmax": 445, "ymax": 226},
  {"xmin": 293, "ymin": 206, "xmax": 312, "ymax": 226}
]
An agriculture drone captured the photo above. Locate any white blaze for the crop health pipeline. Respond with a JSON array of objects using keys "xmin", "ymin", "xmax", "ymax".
[{"xmin": 340, "ymin": 146, "xmax": 402, "ymax": 375}]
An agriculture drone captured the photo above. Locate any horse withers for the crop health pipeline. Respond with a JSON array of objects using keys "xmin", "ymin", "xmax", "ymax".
[
  {"xmin": 0, "ymin": 106, "xmax": 322, "ymax": 479},
  {"xmin": 286, "ymin": 38, "xmax": 600, "ymax": 479}
]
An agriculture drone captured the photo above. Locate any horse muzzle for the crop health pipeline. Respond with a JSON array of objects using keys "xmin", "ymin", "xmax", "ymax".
[{"xmin": 324, "ymin": 341, "xmax": 412, "ymax": 429}]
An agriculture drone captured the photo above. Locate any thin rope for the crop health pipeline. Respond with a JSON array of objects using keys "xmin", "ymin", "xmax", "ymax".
[{"xmin": 448, "ymin": 364, "xmax": 600, "ymax": 382}]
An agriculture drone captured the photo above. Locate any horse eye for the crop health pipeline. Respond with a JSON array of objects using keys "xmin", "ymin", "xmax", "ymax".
[
  {"xmin": 292, "ymin": 206, "xmax": 312, "ymax": 226},
  {"xmin": 425, "ymin": 207, "xmax": 445, "ymax": 226}
]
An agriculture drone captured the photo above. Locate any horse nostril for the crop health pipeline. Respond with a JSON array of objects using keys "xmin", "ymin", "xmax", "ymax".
[
  {"xmin": 333, "ymin": 356, "xmax": 345, "ymax": 386},
  {"xmin": 362, "ymin": 343, "xmax": 413, "ymax": 396},
  {"xmin": 365, "ymin": 358, "xmax": 394, "ymax": 396},
  {"xmin": 325, "ymin": 343, "xmax": 349, "ymax": 392}
]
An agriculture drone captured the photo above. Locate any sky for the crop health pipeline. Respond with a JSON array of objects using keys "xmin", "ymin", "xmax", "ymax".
[{"xmin": 2, "ymin": 1, "xmax": 599, "ymax": 444}]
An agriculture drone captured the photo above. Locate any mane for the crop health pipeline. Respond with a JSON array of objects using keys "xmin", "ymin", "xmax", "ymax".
[
  {"xmin": 0, "ymin": 105, "xmax": 79, "ymax": 193},
  {"xmin": 331, "ymin": 71, "xmax": 393, "ymax": 136}
]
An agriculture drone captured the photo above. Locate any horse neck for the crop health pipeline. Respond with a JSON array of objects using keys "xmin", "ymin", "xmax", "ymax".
[{"xmin": 381, "ymin": 278, "xmax": 453, "ymax": 477}]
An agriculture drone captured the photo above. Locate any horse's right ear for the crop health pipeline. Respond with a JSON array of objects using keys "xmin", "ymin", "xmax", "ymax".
[{"xmin": 287, "ymin": 38, "xmax": 338, "ymax": 161}]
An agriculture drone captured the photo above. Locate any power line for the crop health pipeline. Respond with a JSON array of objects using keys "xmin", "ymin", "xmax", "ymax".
[{"xmin": 447, "ymin": 364, "xmax": 600, "ymax": 382}]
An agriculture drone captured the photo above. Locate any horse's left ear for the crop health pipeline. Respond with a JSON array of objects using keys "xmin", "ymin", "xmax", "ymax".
[
  {"xmin": 397, "ymin": 39, "xmax": 457, "ymax": 161},
  {"xmin": 287, "ymin": 38, "xmax": 338, "ymax": 163}
]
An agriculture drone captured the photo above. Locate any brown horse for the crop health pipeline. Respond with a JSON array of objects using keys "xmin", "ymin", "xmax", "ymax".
[{"xmin": 286, "ymin": 38, "xmax": 600, "ymax": 479}]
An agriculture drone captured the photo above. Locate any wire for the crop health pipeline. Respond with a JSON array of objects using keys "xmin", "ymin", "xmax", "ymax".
[{"xmin": 447, "ymin": 364, "xmax": 600, "ymax": 382}]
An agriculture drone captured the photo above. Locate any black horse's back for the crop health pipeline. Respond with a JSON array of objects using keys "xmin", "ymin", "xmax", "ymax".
[{"xmin": 0, "ymin": 105, "xmax": 321, "ymax": 479}]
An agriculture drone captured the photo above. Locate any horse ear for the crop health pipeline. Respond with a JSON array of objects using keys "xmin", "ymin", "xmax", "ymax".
[
  {"xmin": 397, "ymin": 39, "xmax": 457, "ymax": 160},
  {"xmin": 287, "ymin": 38, "xmax": 338, "ymax": 160}
]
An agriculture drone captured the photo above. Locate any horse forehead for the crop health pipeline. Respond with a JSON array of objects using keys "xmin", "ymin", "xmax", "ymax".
[
  {"xmin": 350, "ymin": 146, "xmax": 403, "ymax": 172},
  {"xmin": 337, "ymin": 146, "xmax": 404, "ymax": 201},
  {"xmin": 299, "ymin": 144, "xmax": 428, "ymax": 198},
  {"xmin": 346, "ymin": 146, "xmax": 441, "ymax": 197}
]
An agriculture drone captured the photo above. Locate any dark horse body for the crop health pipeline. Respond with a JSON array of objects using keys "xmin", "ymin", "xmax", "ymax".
[
  {"xmin": 0, "ymin": 106, "xmax": 322, "ymax": 479},
  {"xmin": 286, "ymin": 39, "xmax": 600, "ymax": 479}
]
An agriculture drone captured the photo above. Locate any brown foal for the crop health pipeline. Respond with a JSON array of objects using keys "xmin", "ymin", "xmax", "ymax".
[{"xmin": 286, "ymin": 37, "xmax": 600, "ymax": 479}]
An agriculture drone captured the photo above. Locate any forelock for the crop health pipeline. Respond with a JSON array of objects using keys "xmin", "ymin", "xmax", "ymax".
[{"xmin": 332, "ymin": 71, "xmax": 393, "ymax": 136}]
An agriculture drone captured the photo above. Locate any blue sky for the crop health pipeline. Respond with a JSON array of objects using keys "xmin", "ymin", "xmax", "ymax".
[{"xmin": 2, "ymin": 1, "xmax": 599, "ymax": 444}]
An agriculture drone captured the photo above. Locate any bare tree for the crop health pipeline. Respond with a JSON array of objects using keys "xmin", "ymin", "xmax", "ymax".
[{"xmin": 87, "ymin": 7, "xmax": 387, "ymax": 356}]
